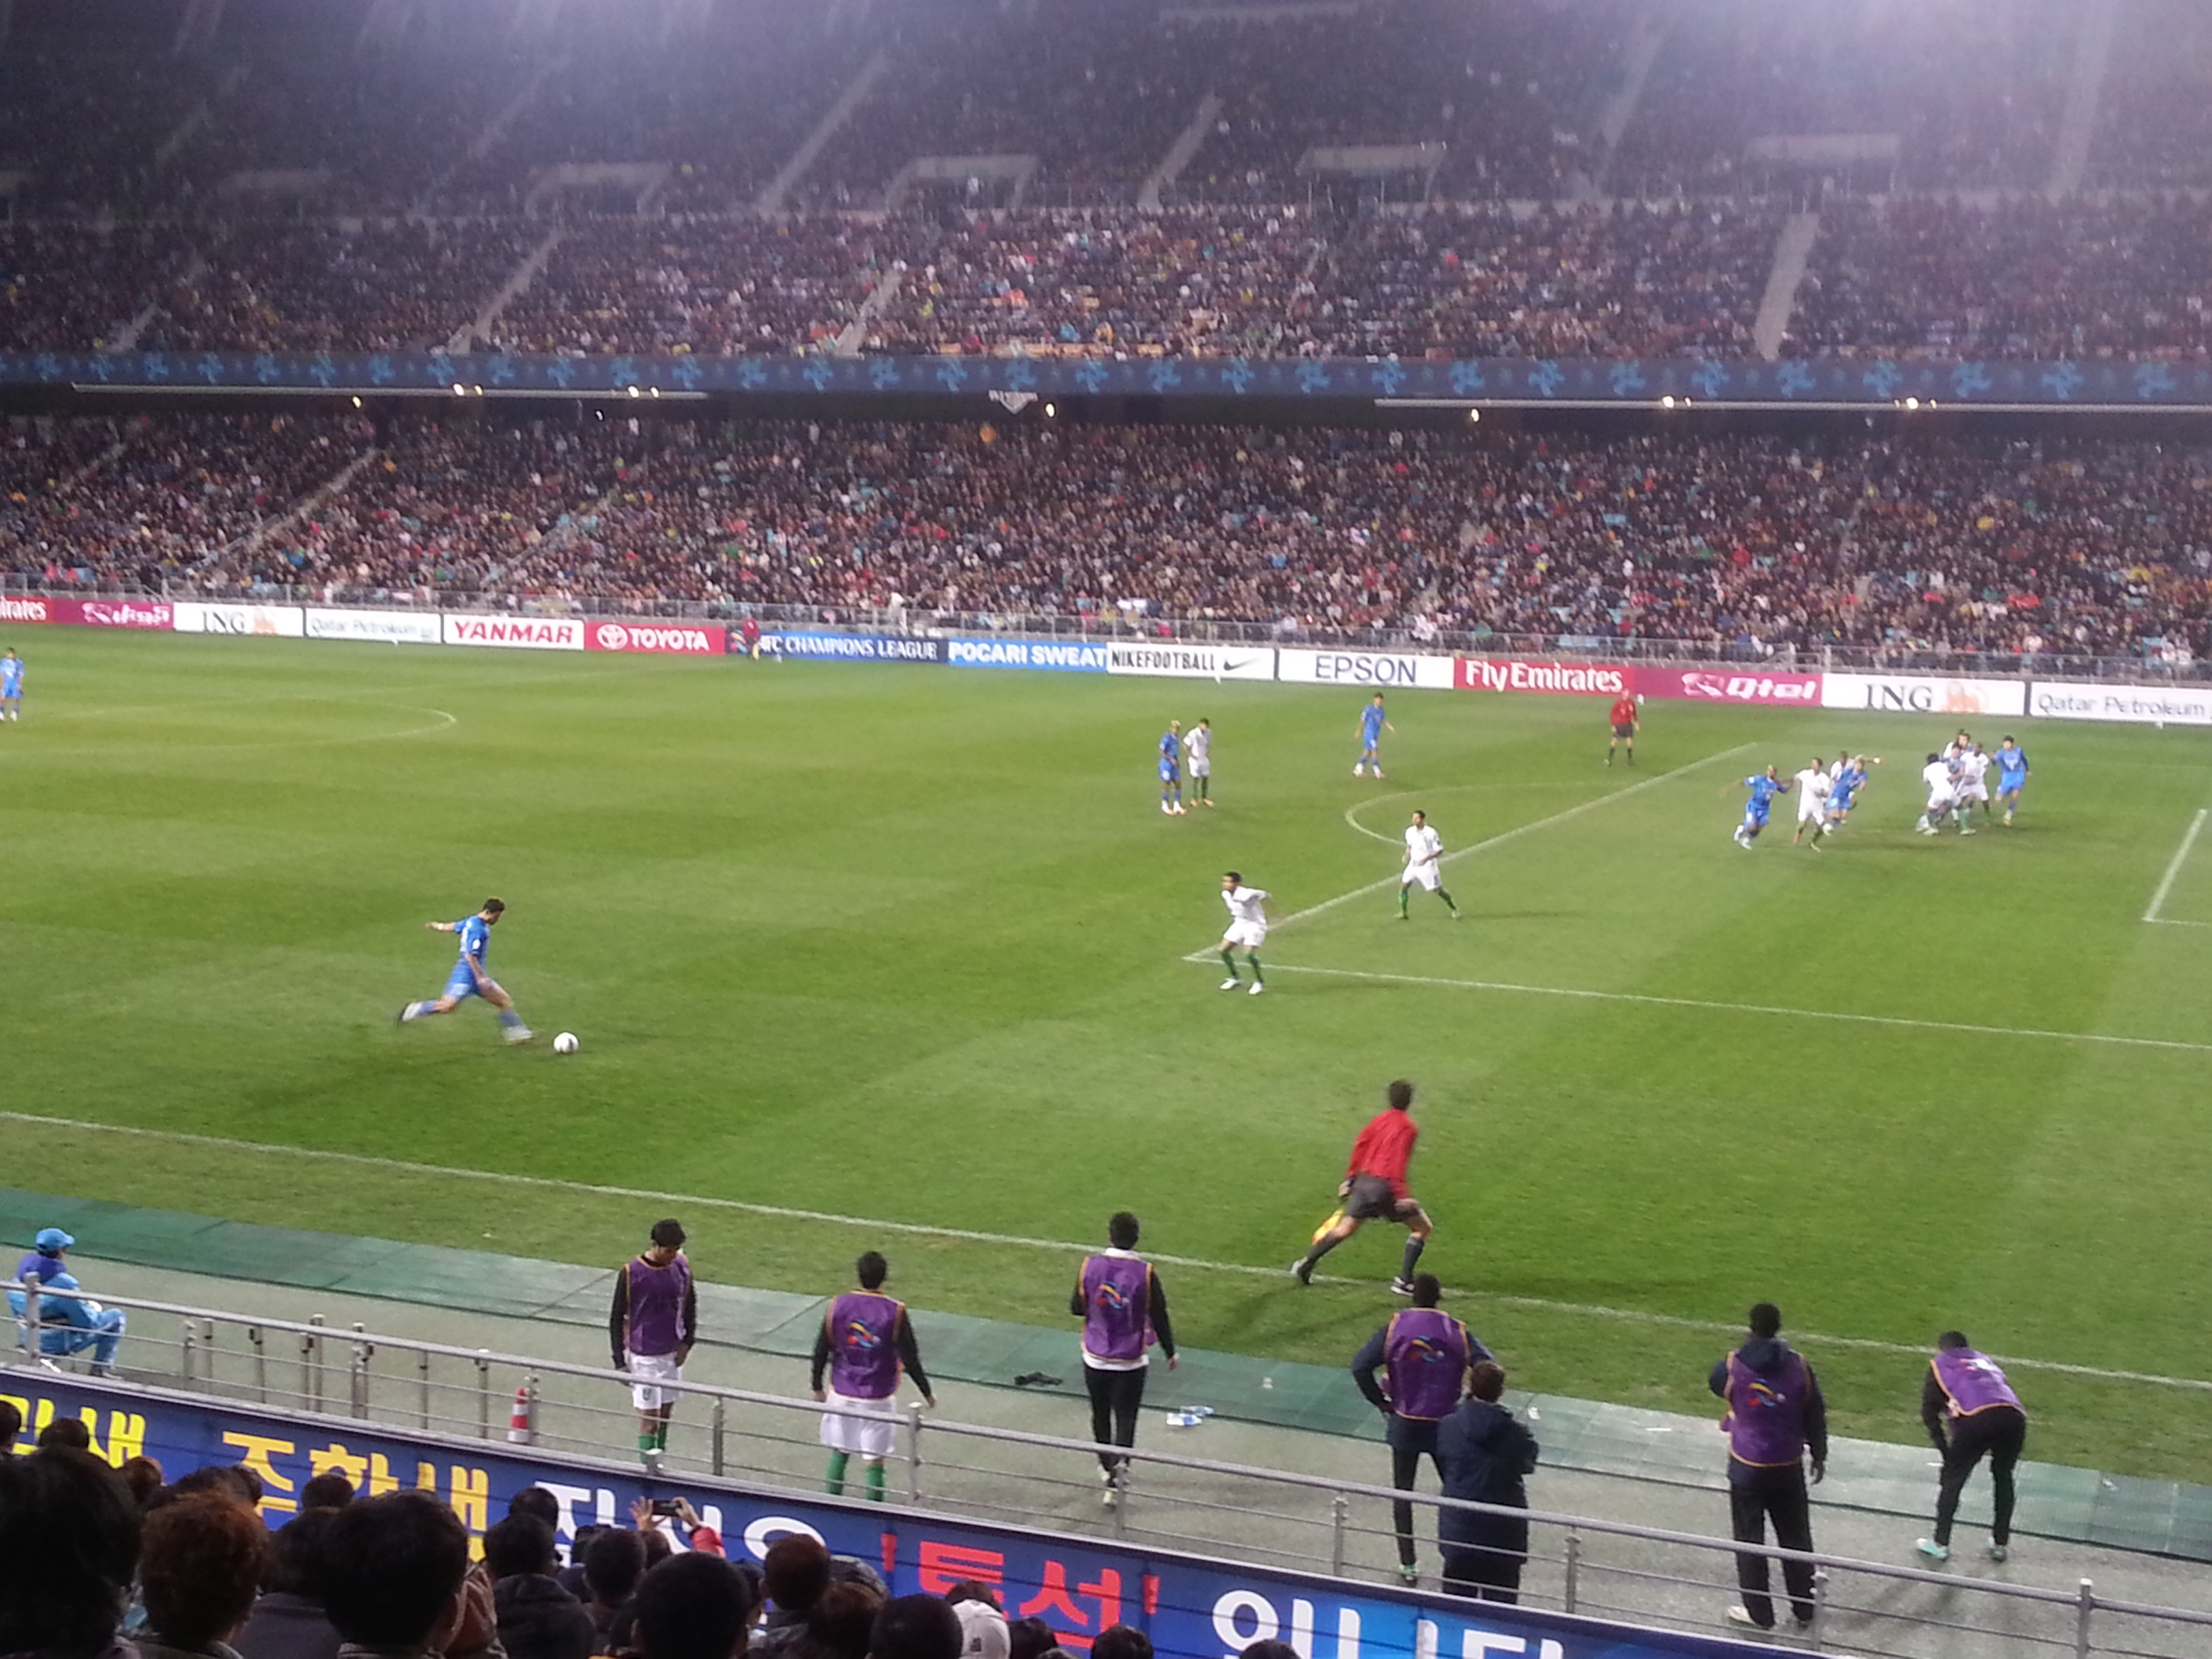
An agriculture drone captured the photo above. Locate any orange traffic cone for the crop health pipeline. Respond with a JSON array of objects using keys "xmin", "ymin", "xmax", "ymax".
[{"xmin": 508, "ymin": 1385, "xmax": 535, "ymax": 1446}]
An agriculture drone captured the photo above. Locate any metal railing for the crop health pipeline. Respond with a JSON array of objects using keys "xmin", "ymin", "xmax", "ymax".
[{"xmin": 11, "ymin": 1279, "xmax": 2212, "ymax": 1658}]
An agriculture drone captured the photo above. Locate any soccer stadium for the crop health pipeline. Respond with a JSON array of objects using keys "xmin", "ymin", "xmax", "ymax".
[{"xmin": 9, "ymin": 1, "xmax": 2212, "ymax": 1655}]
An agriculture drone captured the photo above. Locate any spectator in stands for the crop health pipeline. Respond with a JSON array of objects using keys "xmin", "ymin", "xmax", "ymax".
[
  {"xmin": 0, "ymin": 1448, "xmax": 142, "ymax": 1659},
  {"xmin": 1088, "ymin": 1633, "xmax": 1148, "ymax": 1659},
  {"xmin": 321, "ymin": 1491, "xmax": 501, "ymax": 1659},
  {"xmin": 1435, "ymin": 1359, "xmax": 1538, "ymax": 1604},
  {"xmin": 138, "ymin": 1493, "xmax": 270, "ymax": 1659},
  {"xmin": 37, "ymin": 1418, "xmax": 94, "ymax": 1453},
  {"xmin": 507, "ymin": 1488, "xmax": 560, "ymax": 1529},
  {"xmin": 485, "ymin": 1516, "xmax": 594, "ymax": 1659},
  {"xmin": 632, "ymin": 1554, "xmax": 758, "ymax": 1659},
  {"xmin": 119, "ymin": 1457, "xmax": 168, "ymax": 1509},
  {"xmin": 797, "ymin": 1582, "xmax": 882, "ymax": 1659},
  {"xmin": 1708, "ymin": 1303, "xmax": 1828, "ymax": 1633},
  {"xmin": 941, "ymin": 1586, "xmax": 1005, "ymax": 1659},
  {"xmin": 300, "ymin": 1474, "xmax": 354, "ymax": 1511},
  {"xmin": 752, "ymin": 1536, "xmax": 834, "ymax": 1659},
  {"xmin": 1002, "ymin": 1623, "xmax": 1055, "ymax": 1659},
  {"xmin": 0, "ymin": 1400, "xmax": 20, "ymax": 1454},
  {"xmin": 7, "ymin": 1227, "xmax": 125, "ymax": 1378},
  {"xmin": 235, "ymin": 1509, "xmax": 344, "ymax": 1659},
  {"xmin": 175, "ymin": 1466, "xmax": 265, "ymax": 1511},
  {"xmin": 581, "ymin": 1525, "xmax": 649, "ymax": 1652},
  {"xmin": 869, "ymin": 1597, "xmax": 962, "ymax": 1659}
]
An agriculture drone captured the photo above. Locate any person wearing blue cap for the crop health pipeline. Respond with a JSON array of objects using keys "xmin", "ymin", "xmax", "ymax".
[{"xmin": 8, "ymin": 1228, "xmax": 125, "ymax": 1376}]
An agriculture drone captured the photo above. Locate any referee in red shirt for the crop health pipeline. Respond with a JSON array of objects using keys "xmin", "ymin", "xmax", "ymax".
[
  {"xmin": 1292, "ymin": 1080, "xmax": 1435, "ymax": 1293},
  {"xmin": 1606, "ymin": 692, "xmax": 1639, "ymax": 766}
]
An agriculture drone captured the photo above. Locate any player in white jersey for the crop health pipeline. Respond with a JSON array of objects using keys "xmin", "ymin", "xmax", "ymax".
[
  {"xmin": 1217, "ymin": 871, "xmax": 1273, "ymax": 995},
  {"xmin": 1184, "ymin": 718, "xmax": 1214, "ymax": 807},
  {"xmin": 1917, "ymin": 752, "xmax": 1961, "ymax": 836},
  {"xmin": 1953, "ymin": 742, "xmax": 1992, "ymax": 825},
  {"xmin": 1790, "ymin": 758, "xmax": 1832, "ymax": 848},
  {"xmin": 1396, "ymin": 811, "xmax": 1461, "ymax": 920}
]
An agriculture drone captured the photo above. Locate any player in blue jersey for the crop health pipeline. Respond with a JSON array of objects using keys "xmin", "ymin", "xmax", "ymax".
[
  {"xmin": 0, "ymin": 649, "xmax": 22, "ymax": 720},
  {"xmin": 1730, "ymin": 766, "xmax": 1789, "ymax": 848},
  {"xmin": 1824, "ymin": 752, "xmax": 1877, "ymax": 830},
  {"xmin": 1354, "ymin": 694, "xmax": 1393, "ymax": 778},
  {"xmin": 1994, "ymin": 737, "xmax": 2030, "ymax": 825},
  {"xmin": 1159, "ymin": 720, "xmax": 1185, "ymax": 815},
  {"xmin": 398, "ymin": 897, "xmax": 533, "ymax": 1043}
]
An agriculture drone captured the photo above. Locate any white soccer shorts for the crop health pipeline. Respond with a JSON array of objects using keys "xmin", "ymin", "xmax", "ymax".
[
  {"xmin": 819, "ymin": 1389, "xmax": 898, "ymax": 1458},
  {"xmin": 1401, "ymin": 864, "xmax": 1441, "ymax": 890},
  {"xmin": 1224, "ymin": 921, "xmax": 1267, "ymax": 949},
  {"xmin": 628, "ymin": 1351, "xmax": 684, "ymax": 1411},
  {"xmin": 1797, "ymin": 800, "xmax": 1827, "ymax": 823}
]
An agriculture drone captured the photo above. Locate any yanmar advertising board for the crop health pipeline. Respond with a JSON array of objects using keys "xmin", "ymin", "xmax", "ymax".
[
  {"xmin": 1638, "ymin": 668, "xmax": 1824, "ymax": 706},
  {"xmin": 584, "ymin": 621, "xmax": 726, "ymax": 655},
  {"xmin": 1822, "ymin": 673, "xmax": 2026, "ymax": 718},
  {"xmin": 1279, "ymin": 648, "xmax": 1454, "ymax": 691},
  {"xmin": 305, "ymin": 607, "xmax": 442, "ymax": 644},
  {"xmin": 946, "ymin": 638, "xmax": 1108, "ymax": 673},
  {"xmin": 7, "ymin": 1380, "xmax": 1762, "ymax": 1659},
  {"xmin": 1454, "ymin": 658, "xmax": 1632, "ymax": 697},
  {"xmin": 443, "ymin": 615, "xmax": 585, "ymax": 651},
  {"xmin": 1105, "ymin": 642, "xmax": 1276, "ymax": 680},
  {"xmin": 2030, "ymin": 680, "xmax": 2212, "ymax": 726},
  {"xmin": 173, "ymin": 602, "xmax": 308, "ymax": 638}
]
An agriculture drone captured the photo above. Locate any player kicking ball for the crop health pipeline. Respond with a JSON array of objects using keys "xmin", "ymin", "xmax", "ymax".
[
  {"xmin": 1217, "ymin": 871, "xmax": 1271, "ymax": 995},
  {"xmin": 1397, "ymin": 811, "xmax": 1461, "ymax": 919},
  {"xmin": 398, "ymin": 897, "xmax": 534, "ymax": 1043}
]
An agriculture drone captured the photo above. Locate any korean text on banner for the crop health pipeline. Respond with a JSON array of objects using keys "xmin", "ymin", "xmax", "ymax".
[
  {"xmin": 1105, "ymin": 642, "xmax": 1276, "ymax": 680},
  {"xmin": 1637, "ymin": 667, "xmax": 1824, "ymax": 705},
  {"xmin": 1454, "ymin": 657, "xmax": 1633, "ymax": 696},
  {"xmin": 945, "ymin": 638, "xmax": 1109, "ymax": 673},
  {"xmin": 443, "ymin": 615, "xmax": 585, "ymax": 651},
  {"xmin": 1279, "ymin": 649, "xmax": 1454, "ymax": 690},
  {"xmin": 304, "ymin": 607, "xmax": 443, "ymax": 644},
  {"xmin": 1821, "ymin": 673, "xmax": 2026, "ymax": 717},
  {"xmin": 584, "ymin": 621, "xmax": 726, "ymax": 655},
  {"xmin": 2029, "ymin": 681, "xmax": 2212, "ymax": 725},
  {"xmin": 173, "ymin": 602, "xmax": 308, "ymax": 638}
]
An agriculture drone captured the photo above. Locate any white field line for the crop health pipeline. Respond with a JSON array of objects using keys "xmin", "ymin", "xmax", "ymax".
[
  {"xmin": 2143, "ymin": 807, "xmax": 2209, "ymax": 924},
  {"xmin": 1189, "ymin": 743, "xmax": 1756, "ymax": 958},
  {"xmin": 1, "ymin": 1107, "xmax": 2201, "ymax": 1392},
  {"xmin": 1250, "ymin": 963, "xmax": 2212, "ymax": 1057}
]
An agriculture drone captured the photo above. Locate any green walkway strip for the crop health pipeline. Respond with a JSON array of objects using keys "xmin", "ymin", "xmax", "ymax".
[{"xmin": 7, "ymin": 1190, "xmax": 2209, "ymax": 1560}]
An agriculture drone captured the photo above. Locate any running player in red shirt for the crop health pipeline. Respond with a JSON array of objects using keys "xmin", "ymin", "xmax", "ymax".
[
  {"xmin": 1292, "ymin": 1080, "xmax": 1435, "ymax": 1293},
  {"xmin": 1606, "ymin": 692, "xmax": 1639, "ymax": 766}
]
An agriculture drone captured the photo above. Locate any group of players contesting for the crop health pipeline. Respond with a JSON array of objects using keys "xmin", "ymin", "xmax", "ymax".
[{"xmin": 1732, "ymin": 730, "xmax": 2032, "ymax": 850}]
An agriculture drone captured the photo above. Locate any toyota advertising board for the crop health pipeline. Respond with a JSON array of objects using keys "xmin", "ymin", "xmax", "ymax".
[
  {"xmin": 584, "ymin": 621, "xmax": 726, "ymax": 655},
  {"xmin": 1638, "ymin": 668, "xmax": 1824, "ymax": 705},
  {"xmin": 2029, "ymin": 680, "xmax": 2212, "ymax": 725},
  {"xmin": 1822, "ymin": 672, "xmax": 2026, "ymax": 717},
  {"xmin": 1279, "ymin": 648, "xmax": 1454, "ymax": 690},
  {"xmin": 443, "ymin": 615, "xmax": 586, "ymax": 651},
  {"xmin": 1454, "ymin": 657, "xmax": 1633, "ymax": 696},
  {"xmin": 173, "ymin": 602, "xmax": 308, "ymax": 638},
  {"xmin": 304, "ymin": 607, "xmax": 443, "ymax": 644},
  {"xmin": 1105, "ymin": 642, "xmax": 1276, "ymax": 680}
]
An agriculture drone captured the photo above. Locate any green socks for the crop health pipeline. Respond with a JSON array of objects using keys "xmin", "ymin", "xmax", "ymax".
[
  {"xmin": 826, "ymin": 1450, "xmax": 849, "ymax": 1496},
  {"xmin": 1246, "ymin": 954, "xmax": 1262, "ymax": 983},
  {"xmin": 1220, "ymin": 949, "xmax": 1237, "ymax": 978},
  {"xmin": 865, "ymin": 1462, "xmax": 886, "ymax": 1502}
]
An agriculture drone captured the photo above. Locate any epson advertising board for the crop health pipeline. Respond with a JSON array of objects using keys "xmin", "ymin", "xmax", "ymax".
[{"xmin": 1278, "ymin": 649, "xmax": 1454, "ymax": 690}]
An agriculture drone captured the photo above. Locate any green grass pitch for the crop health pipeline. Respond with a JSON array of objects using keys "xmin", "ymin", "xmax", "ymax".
[{"xmin": 5, "ymin": 630, "xmax": 2212, "ymax": 1479}]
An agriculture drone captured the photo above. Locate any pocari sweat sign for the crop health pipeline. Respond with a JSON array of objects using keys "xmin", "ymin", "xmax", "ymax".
[{"xmin": 946, "ymin": 638, "xmax": 1109, "ymax": 673}]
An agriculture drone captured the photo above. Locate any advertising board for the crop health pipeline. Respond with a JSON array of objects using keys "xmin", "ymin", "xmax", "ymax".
[
  {"xmin": 945, "ymin": 638, "xmax": 1109, "ymax": 673},
  {"xmin": 443, "ymin": 615, "xmax": 586, "ymax": 651},
  {"xmin": 1454, "ymin": 658, "xmax": 1632, "ymax": 697},
  {"xmin": 1637, "ymin": 668, "xmax": 1824, "ymax": 706},
  {"xmin": 1820, "ymin": 674, "xmax": 2026, "ymax": 717},
  {"xmin": 1279, "ymin": 649, "xmax": 1454, "ymax": 691},
  {"xmin": 173, "ymin": 602, "xmax": 308, "ymax": 638},
  {"xmin": 768, "ymin": 632, "xmax": 945, "ymax": 663},
  {"xmin": 1105, "ymin": 643, "xmax": 1276, "ymax": 680},
  {"xmin": 2028, "ymin": 681, "xmax": 2212, "ymax": 725},
  {"xmin": 304, "ymin": 607, "xmax": 443, "ymax": 644},
  {"xmin": 583, "ymin": 621, "xmax": 726, "ymax": 655}
]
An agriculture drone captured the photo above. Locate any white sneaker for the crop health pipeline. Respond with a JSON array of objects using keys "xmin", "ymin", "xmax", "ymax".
[
  {"xmin": 504, "ymin": 1026, "xmax": 535, "ymax": 1045},
  {"xmin": 1353, "ymin": 764, "xmax": 1364, "ymax": 777},
  {"xmin": 1218, "ymin": 977, "xmax": 1240, "ymax": 991},
  {"xmin": 1724, "ymin": 1607, "xmax": 1766, "ymax": 1631},
  {"xmin": 1248, "ymin": 981, "xmax": 1265, "ymax": 995}
]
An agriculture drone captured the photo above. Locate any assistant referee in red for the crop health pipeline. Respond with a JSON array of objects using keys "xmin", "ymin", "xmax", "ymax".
[
  {"xmin": 1607, "ymin": 692, "xmax": 1639, "ymax": 766},
  {"xmin": 1292, "ymin": 1080, "xmax": 1434, "ymax": 1293}
]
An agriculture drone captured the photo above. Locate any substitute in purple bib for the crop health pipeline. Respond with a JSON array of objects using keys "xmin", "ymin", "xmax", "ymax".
[
  {"xmin": 810, "ymin": 1251, "xmax": 935, "ymax": 1503},
  {"xmin": 1070, "ymin": 1211, "xmax": 1176, "ymax": 1507},
  {"xmin": 1915, "ymin": 1331, "xmax": 2027, "ymax": 1563},
  {"xmin": 1707, "ymin": 1302, "xmax": 1828, "ymax": 1633},
  {"xmin": 609, "ymin": 1218, "xmax": 697, "ymax": 1472},
  {"xmin": 1351, "ymin": 1274, "xmax": 1491, "ymax": 1584}
]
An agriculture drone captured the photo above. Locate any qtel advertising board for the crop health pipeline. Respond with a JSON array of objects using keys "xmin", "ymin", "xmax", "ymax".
[
  {"xmin": 1105, "ymin": 643, "xmax": 1277, "ymax": 680},
  {"xmin": 1820, "ymin": 673, "xmax": 2026, "ymax": 718},
  {"xmin": 1279, "ymin": 649, "xmax": 1455, "ymax": 691},
  {"xmin": 2029, "ymin": 680, "xmax": 2212, "ymax": 725},
  {"xmin": 443, "ymin": 615, "xmax": 586, "ymax": 651},
  {"xmin": 945, "ymin": 638, "xmax": 1109, "ymax": 673},
  {"xmin": 173, "ymin": 602, "xmax": 308, "ymax": 638},
  {"xmin": 1637, "ymin": 668, "xmax": 1824, "ymax": 706},
  {"xmin": 304, "ymin": 607, "xmax": 443, "ymax": 644},
  {"xmin": 0, "ymin": 596, "xmax": 172, "ymax": 629},
  {"xmin": 1454, "ymin": 659, "xmax": 1632, "ymax": 697},
  {"xmin": 584, "ymin": 621, "xmax": 726, "ymax": 655},
  {"xmin": 5, "ymin": 1380, "xmax": 1763, "ymax": 1659}
]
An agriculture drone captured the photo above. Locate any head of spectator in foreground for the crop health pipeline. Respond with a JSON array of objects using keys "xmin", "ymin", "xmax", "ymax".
[
  {"xmin": 805, "ymin": 1582, "xmax": 883, "ymax": 1659},
  {"xmin": 871, "ymin": 1596, "xmax": 964, "ymax": 1659},
  {"xmin": 37, "ymin": 1418, "xmax": 93, "ymax": 1453},
  {"xmin": 1090, "ymin": 1631, "xmax": 1149, "ymax": 1659},
  {"xmin": 1004, "ymin": 1620, "xmax": 1057, "ymax": 1659},
  {"xmin": 300, "ymin": 1472, "xmax": 355, "ymax": 1511},
  {"xmin": 1242, "ymin": 1644, "xmax": 1300, "ymax": 1659},
  {"xmin": 507, "ymin": 1486, "xmax": 560, "ymax": 1529},
  {"xmin": 1408, "ymin": 1273, "xmax": 1441, "ymax": 1309},
  {"xmin": 762, "ymin": 1533, "xmax": 833, "ymax": 1613},
  {"xmin": 484, "ymin": 1515, "xmax": 560, "ymax": 1582},
  {"xmin": 634, "ymin": 1553, "xmax": 758, "ymax": 1659},
  {"xmin": 1748, "ymin": 1303, "xmax": 1782, "ymax": 1341},
  {"xmin": 0, "ymin": 1399, "xmax": 20, "ymax": 1453},
  {"xmin": 584, "ymin": 1526, "xmax": 649, "ymax": 1609},
  {"xmin": 1469, "ymin": 1360, "xmax": 1507, "ymax": 1404},
  {"xmin": 321, "ymin": 1490, "xmax": 472, "ymax": 1652},
  {"xmin": 1107, "ymin": 1212, "xmax": 1139, "ymax": 1252},
  {"xmin": 119, "ymin": 1457, "xmax": 167, "ymax": 1509},
  {"xmin": 266, "ymin": 1508, "xmax": 340, "ymax": 1599},
  {"xmin": 174, "ymin": 1465, "xmax": 264, "ymax": 1511},
  {"xmin": 0, "ymin": 1448, "xmax": 143, "ymax": 1659},
  {"xmin": 945, "ymin": 1588, "xmax": 1007, "ymax": 1659},
  {"xmin": 141, "ymin": 1492, "xmax": 270, "ymax": 1652}
]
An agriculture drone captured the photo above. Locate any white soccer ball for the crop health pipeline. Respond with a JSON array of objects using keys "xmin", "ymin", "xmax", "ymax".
[{"xmin": 553, "ymin": 1032, "xmax": 579, "ymax": 1055}]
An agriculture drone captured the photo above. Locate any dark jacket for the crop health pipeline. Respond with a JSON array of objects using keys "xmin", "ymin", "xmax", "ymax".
[
  {"xmin": 492, "ymin": 1578, "xmax": 593, "ymax": 1659},
  {"xmin": 1435, "ymin": 1398, "xmax": 1539, "ymax": 1551},
  {"xmin": 234, "ymin": 1596, "xmax": 343, "ymax": 1659}
]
